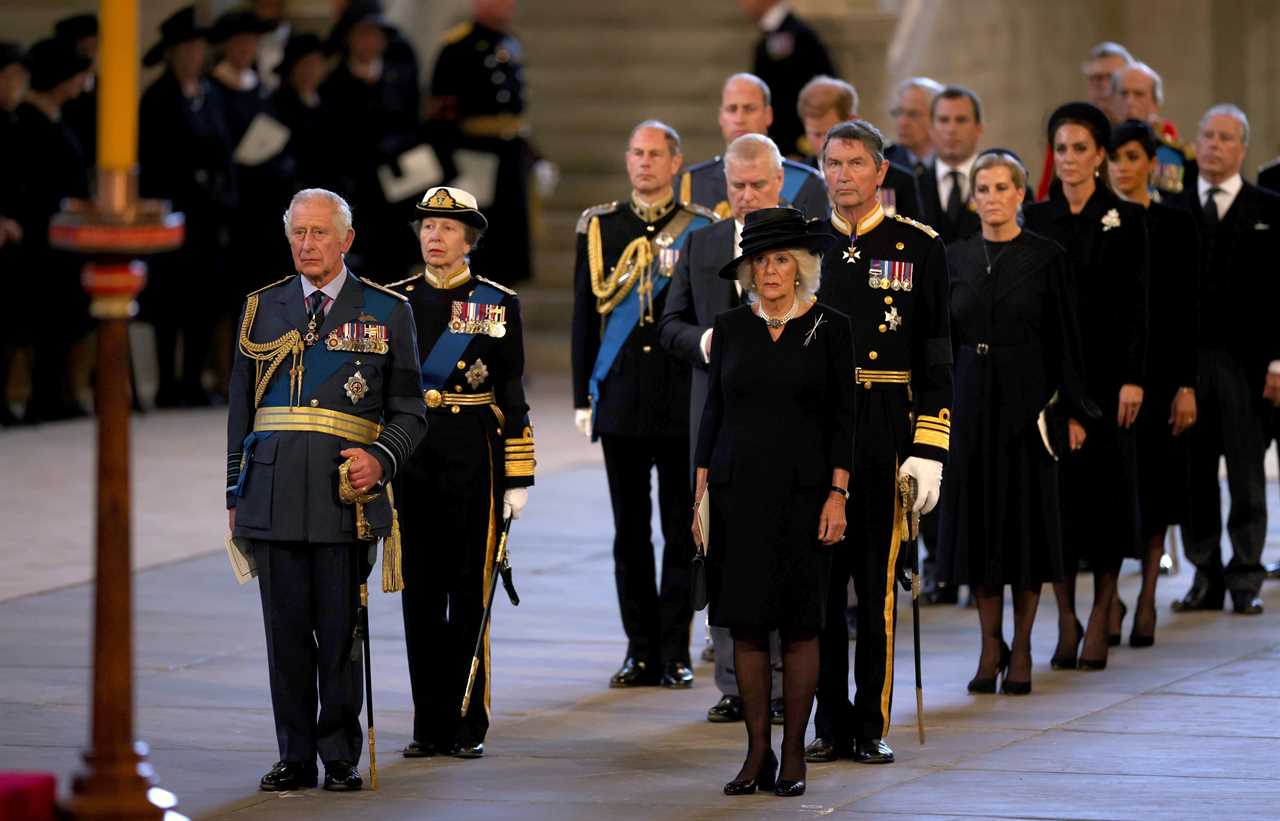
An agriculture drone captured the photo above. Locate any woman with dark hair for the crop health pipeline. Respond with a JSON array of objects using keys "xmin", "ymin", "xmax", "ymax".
[
  {"xmin": 939, "ymin": 149, "xmax": 1092, "ymax": 695},
  {"xmin": 693, "ymin": 207, "xmax": 854, "ymax": 797},
  {"xmin": 1107, "ymin": 119, "xmax": 1199, "ymax": 646},
  {"xmin": 1024, "ymin": 102, "xmax": 1149, "ymax": 671}
]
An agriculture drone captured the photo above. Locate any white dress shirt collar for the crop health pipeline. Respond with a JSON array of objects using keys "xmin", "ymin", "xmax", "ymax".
[
  {"xmin": 936, "ymin": 154, "xmax": 977, "ymax": 201},
  {"xmin": 299, "ymin": 266, "xmax": 348, "ymax": 309}
]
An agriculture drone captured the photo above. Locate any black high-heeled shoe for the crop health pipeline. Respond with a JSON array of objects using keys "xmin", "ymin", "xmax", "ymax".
[
  {"xmin": 967, "ymin": 641, "xmax": 1011, "ymax": 694},
  {"xmin": 1077, "ymin": 655, "xmax": 1108, "ymax": 671},
  {"xmin": 1108, "ymin": 600, "xmax": 1127, "ymax": 647},
  {"xmin": 723, "ymin": 749, "xmax": 777, "ymax": 796},
  {"xmin": 774, "ymin": 776, "xmax": 806, "ymax": 797},
  {"xmin": 1051, "ymin": 618, "xmax": 1084, "ymax": 670},
  {"xmin": 1129, "ymin": 606, "xmax": 1156, "ymax": 648}
]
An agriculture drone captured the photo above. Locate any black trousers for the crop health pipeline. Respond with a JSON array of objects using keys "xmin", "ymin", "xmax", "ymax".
[
  {"xmin": 397, "ymin": 414, "xmax": 496, "ymax": 747},
  {"xmin": 252, "ymin": 540, "xmax": 364, "ymax": 765},
  {"xmin": 816, "ymin": 391, "xmax": 909, "ymax": 742},
  {"xmin": 1186, "ymin": 350, "xmax": 1269, "ymax": 596},
  {"xmin": 600, "ymin": 433, "xmax": 694, "ymax": 666}
]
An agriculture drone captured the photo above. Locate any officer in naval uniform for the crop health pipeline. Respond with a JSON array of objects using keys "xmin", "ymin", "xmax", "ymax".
[
  {"xmin": 389, "ymin": 186, "xmax": 535, "ymax": 760},
  {"xmin": 805, "ymin": 120, "xmax": 952, "ymax": 767},
  {"xmin": 680, "ymin": 73, "xmax": 829, "ymax": 221},
  {"xmin": 572, "ymin": 120, "xmax": 716, "ymax": 689},
  {"xmin": 227, "ymin": 188, "xmax": 426, "ymax": 793}
]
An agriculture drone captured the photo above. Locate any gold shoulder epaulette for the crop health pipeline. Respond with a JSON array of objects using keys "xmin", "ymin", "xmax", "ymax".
[
  {"xmin": 385, "ymin": 272, "xmax": 424, "ymax": 289},
  {"xmin": 1182, "ymin": 143, "xmax": 1196, "ymax": 161},
  {"xmin": 682, "ymin": 202, "xmax": 719, "ymax": 222},
  {"xmin": 893, "ymin": 214, "xmax": 940, "ymax": 239},
  {"xmin": 476, "ymin": 275, "xmax": 517, "ymax": 296},
  {"xmin": 246, "ymin": 275, "xmax": 293, "ymax": 299},
  {"xmin": 441, "ymin": 21, "xmax": 472, "ymax": 45},
  {"xmin": 360, "ymin": 276, "xmax": 409, "ymax": 301},
  {"xmin": 576, "ymin": 201, "xmax": 619, "ymax": 233}
]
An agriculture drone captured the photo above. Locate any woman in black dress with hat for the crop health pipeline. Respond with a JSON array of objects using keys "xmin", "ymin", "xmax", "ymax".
[
  {"xmin": 939, "ymin": 150, "xmax": 1093, "ymax": 695},
  {"xmin": 693, "ymin": 207, "xmax": 854, "ymax": 798},
  {"xmin": 1024, "ymin": 103, "xmax": 1149, "ymax": 671}
]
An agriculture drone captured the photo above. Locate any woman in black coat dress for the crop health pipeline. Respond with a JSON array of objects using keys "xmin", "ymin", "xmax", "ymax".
[
  {"xmin": 1107, "ymin": 120, "xmax": 1200, "ymax": 647},
  {"xmin": 1024, "ymin": 103, "xmax": 1149, "ymax": 671},
  {"xmin": 693, "ymin": 208, "xmax": 854, "ymax": 798},
  {"xmin": 940, "ymin": 150, "xmax": 1092, "ymax": 694}
]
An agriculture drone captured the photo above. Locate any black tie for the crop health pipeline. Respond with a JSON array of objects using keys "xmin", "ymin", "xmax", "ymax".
[
  {"xmin": 1203, "ymin": 186, "xmax": 1222, "ymax": 227},
  {"xmin": 945, "ymin": 170, "xmax": 963, "ymax": 224},
  {"xmin": 307, "ymin": 290, "xmax": 327, "ymax": 321}
]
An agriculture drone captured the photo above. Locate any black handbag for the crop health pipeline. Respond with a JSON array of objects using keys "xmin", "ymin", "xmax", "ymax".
[{"xmin": 690, "ymin": 545, "xmax": 708, "ymax": 611}]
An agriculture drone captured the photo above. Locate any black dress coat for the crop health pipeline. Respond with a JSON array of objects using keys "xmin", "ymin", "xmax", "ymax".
[
  {"xmin": 1024, "ymin": 187, "xmax": 1149, "ymax": 564},
  {"xmin": 695, "ymin": 303, "xmax": 855, "ymax": 630},
  {"xmin": 751, "ymin": 11, "xmax": 837, "ymax": 158},
  {"xmin": 938, "ymin": 231, "xmax": 1089, "ymax": 588}
]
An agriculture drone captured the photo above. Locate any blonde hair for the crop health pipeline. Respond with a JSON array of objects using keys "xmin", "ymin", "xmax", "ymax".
[{"xmin": 736, "ymin": 248, "xmax": 822, "ymax": 304}]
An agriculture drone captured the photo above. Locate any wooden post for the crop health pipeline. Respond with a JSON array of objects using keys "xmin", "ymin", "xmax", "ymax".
[{"xmin": 52, "ymin": 2, "xmax": 186, "ymax": 818}]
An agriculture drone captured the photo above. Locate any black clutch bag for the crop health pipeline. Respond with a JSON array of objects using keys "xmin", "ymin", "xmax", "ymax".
[{"xmin": 691, "ymin": 546, "xmax": 708, "ymax": 611}]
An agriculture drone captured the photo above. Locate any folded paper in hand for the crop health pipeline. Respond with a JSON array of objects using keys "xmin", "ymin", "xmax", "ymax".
[
  {"xmin": 225, "ymin": 531, "xmax": 257, "ymax": 584},
  {"xmin": 378, "ymin": 144, "xmax": 444, "ymax": 203},
  {"xmin": 451, "ymin": 149, "xmax": 500, "ymax": 207},
  {"xmin": 695, "ymin": 490, "xmax": 710, "ymax": 555},
  {"xmin": 233, "ymin": 113, "xmax": 291, "ymax": 166}
]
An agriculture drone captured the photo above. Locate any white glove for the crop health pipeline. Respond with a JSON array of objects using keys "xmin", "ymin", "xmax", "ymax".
[
  {"xmin": 503, "ymin": 487, "xmax": 528, "ymax": 520},
  {"xmin": 699, "ymin": 328, "xmax": 714, "ymax": 364},
  {"xmin": 573, "ymin": 408, "xmax": 592, "ymax": 438},
  {"xmin": 899, "ymin": 456, "xmax": 943, "ymax": 514}
]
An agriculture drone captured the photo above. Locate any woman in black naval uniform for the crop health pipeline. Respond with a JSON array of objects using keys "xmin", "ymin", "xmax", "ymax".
[
  {"xmin": 389, "ymin": 186, "xmax": 535, "ymax": 760},
  {"xmin": 1024, "ymin": 103, "xmax": 1149, "ymax": 672}
]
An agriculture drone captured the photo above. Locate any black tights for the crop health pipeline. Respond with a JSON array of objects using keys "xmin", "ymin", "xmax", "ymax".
[
  {"xmin": 730, "ymin": 626, "xmax": 817, "ymax": 782},
  {"xmin": 973, "ymin": 585, "xmax": 1041, "ymax": 683}
]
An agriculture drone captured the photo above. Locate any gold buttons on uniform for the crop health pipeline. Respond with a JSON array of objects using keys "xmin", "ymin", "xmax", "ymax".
[
  {"xmin": 896, "ymin": 242, "xmax": 905, "ymax": 250},
  {"xmin": 454, "ymin": 384, "xmax": 463, "ymax": 392},
  {"xmin": 310, "ymin": 399, "xmax": 319, "ymax": 407},
  {"xmin": 878, "ymin": 324, "xmax": 887, "ymax": 333},
  {"xmin": 457, "ymin": 360, "xmax": 467, "ymax": 370},
  {"xmin": 869, "ymin": 351, "xmax": 879, "ymax": 360},
  {"xmin": 405, "ymin": 285, "xmax": 415, "ymax": 291},
  {"xmin": 642, "ymin": 345, "xmax": 652, "ymax": 353},
  {"xmin": 884, "ymin": 296, "xmax": 893, "ymax": 305},
  {"xmin": 451, "ymin": 405, "xmax": 460, "ymax": 414}
]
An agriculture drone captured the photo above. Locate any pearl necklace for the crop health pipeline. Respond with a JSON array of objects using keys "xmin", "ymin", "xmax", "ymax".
[{"xmin": 756, "ymin": 299, "xmax": 798, "ymax": 329}]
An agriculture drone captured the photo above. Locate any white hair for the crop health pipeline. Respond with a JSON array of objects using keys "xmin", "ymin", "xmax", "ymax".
[
  {"xmin": 895, "ymin": 76, "xmax": 944, "ymax": 102},
  {"xmin": 736, "ymin": 248, "xmax": 822, "ymax": 305},
  {"xmin": 724, "ymin": 133, "xmax": 783, "ymax": 174},
  {"xmin": 1112, "ymin": 61, "xmax": 1164, "ymax": 106},
  {"xmin": 1200, "ymin": 103, "xmax": 1250, "ymax": 145},
  {"xmin": 282, "ymin": 188, "xmax": 353, "ymax": 236}
]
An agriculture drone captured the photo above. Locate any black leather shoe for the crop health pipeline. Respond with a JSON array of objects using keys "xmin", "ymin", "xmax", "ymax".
[
  {"xmin": 1171, "ymin": 585, "xmax": 1224, "ymax": 612},
  {"xmin": 853, "ymin": 738, "xmax": 894, "ymax": 764},
  {"xmin": 707, "ymin": 695, "xmax": 743, "ymax": 723},
  {"xmin": 448, "ymin": 741, "xmax": 485, "ymax": 759},
  {"xmin": 259, "ymin": 760, "xmax": 317, "ymax": 791},
  {"xmin": 803, "ymin": 737, "xmax": 842, "ymax": 763},
  {"xmin": 322, "ymin": 760, "xmax": 362, "ymax": 791},
  {"xmin": 1232, "ymin": 593, "xmax": 1264, "ymax": 615},
  {"xmin": 774, "ymin": 777, "xmax": 806, "ymax": 797},
  {"xmin": 660, "ymin": 660, "xmax": 694, "ymax": 688},
  {"xmin": 723, "ymin": 750, "xmax": 777, "ymax": 795},
  {"xmin": 610, "ymin": 657, "xmax": 658, "ymax": 688},
  {"xmin": 402, "ymin": 740, "xmax": 435, "ymax": 758},
  {"xmin": 769, "ymin": 698, "xmax": 784, "ymax": 726}
]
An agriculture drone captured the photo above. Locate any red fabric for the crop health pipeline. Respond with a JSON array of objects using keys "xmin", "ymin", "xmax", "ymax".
[
  {"xmin": 1037, "ymin": 142, "xmax": 1055, "ymax": 202},
  {"xmin": 0, "ymin": 773, "xmax": 57, "ymax": 821}
]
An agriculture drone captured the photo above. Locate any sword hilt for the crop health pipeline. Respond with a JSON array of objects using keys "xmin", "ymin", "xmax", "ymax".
[{"xmin": 461, "ymin": 657, "xmax": 480, "ymax": 717}]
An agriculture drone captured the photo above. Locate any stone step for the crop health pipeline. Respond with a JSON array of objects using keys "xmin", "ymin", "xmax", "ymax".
[{"xmin": 521, "ymin": 26, "xmax": 752, "ymax": 67}]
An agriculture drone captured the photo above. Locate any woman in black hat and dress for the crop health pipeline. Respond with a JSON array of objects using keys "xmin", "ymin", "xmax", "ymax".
[
  {"xmin": 1024, "ymin": 102, "xmax": 1149, "ymax": 672},
  {"xmin": 938, "ymin": 149, "xmax": 1094, "ymax": 695},
  {"xmin": 693, "ymin": 207, "xmax": 854, "ymax": 797},
  {"xmin": 271, "ymin": 33, "xmax": 335, "ymax": 192}
]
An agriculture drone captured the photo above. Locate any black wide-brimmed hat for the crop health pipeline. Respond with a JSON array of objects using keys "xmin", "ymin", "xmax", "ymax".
[
  {"xmin": 717, "ymin": 207, "xmax": 835, "ymax": 281},
  {"xmin": 24, "ymin": 37, "xmax": 90, "ymax": 92},
  {"xmin": 274, "ymin": 32, "xmax": 325, "ymax": 77},
  {"xmin": 0, "ymin": 41, "xmax": 24, "ymax": 71},
  {"xmin": 325, "ymin": 0, "xmax": 396, "ymax": 55},
  {"xmin": 54, "ymin": 13, "xmax": 98, "ymax": 44},
  {"xmin": 209, "ymin": 10, "xmax": 275, "ymax": 45},
  {"xmin": 1046, "ymin": 101, "xmax": 1111, "ymax": 149},
  {"xmin": 416, "ymin": 186, "xmax": 488, "ymax": 231},
  {"xmin": 143, "ymin": 6, "xmax": 210, "ymax": 67}
]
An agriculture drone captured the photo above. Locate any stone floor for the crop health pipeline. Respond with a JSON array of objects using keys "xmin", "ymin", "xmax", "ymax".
[{"xmin": 2, "ymin": 376, "xmax": 1280, "ymax": 819}]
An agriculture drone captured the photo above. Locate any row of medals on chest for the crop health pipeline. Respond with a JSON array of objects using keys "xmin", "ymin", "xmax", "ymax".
[{"xmin": 844, "ymin": 241, "xmax": 907, "ymax": 331}]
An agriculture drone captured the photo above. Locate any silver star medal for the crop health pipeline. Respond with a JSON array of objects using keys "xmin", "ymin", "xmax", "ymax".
[
  {"xmin": 465, "ymin": 359, "xmax": 490, "ymax": 388},
  {"xmin": 344, "ymin": 370, "xmax": 369, "ymax": 405},
  {"xmin": 885, "ymin": 306, "xmax": 902, "ymax": 331},
  {"xmin": 843, "ymin": 246, "xmax": 861, "ymax": 264}
]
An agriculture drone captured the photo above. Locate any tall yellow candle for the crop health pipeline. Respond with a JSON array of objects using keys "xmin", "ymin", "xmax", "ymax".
[{"xmin": 97, "ymin": 0, "xmax": 138, "ymax": 171}]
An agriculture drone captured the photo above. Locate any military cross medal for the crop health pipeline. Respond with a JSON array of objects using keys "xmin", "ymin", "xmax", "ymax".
[
  {"xmin": 304, "ymin": 315, "xmax": 319, "ymax": 347},
  {"xmin": 885, "ymin": 306, "xmax": 902, "ymax": 331},
  {"xmin": 843, "ymin": 244, "xmax": 861, "ymax": 264}
]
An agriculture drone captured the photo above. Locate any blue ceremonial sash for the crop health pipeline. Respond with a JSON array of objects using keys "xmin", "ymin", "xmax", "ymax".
[
  {"xmin": 258, "ymin": 332, "xmax": 351, "ymax": 408},
  {"xmin": 781, "ymin": 164, "xmax": 809, "ymax": 207},
  {"xmin": 421, "ymin": 282, "xmax": 504, "ymax": 388},
  {"xmin": 232, "ymin": 430, "xmax": 274, "ymax": 497}
]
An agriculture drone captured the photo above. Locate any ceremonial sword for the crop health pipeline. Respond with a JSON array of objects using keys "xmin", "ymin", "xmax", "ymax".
[
  {"xmin": 461, "ymin": 515, "xmax": 520, "ymax": 716},
  {"xmin": 898, "ymin": 474, "xmax": 925, "ymax": 745}
]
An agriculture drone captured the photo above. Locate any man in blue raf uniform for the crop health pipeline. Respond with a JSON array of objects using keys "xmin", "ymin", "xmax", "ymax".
[
  {"xmin": 389, "ymin": 186, "xmax": 535, "ymax": 760},
  {"xmin": 573, "ymin": 120, "xmax": 715, "ymax": 689},
  {"xmin": 680, "ymin": 73, "xmax": 829, "ymax": 221},
  {"xmin": 807, "ymin": 120, "xmax": 952, "ymax": 767},
  {"xmin": 227, "ymin": 189, "xmax": 427, "ymax": 793}
]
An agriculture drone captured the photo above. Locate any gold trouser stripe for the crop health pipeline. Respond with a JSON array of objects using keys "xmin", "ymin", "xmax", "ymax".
[
  {"xmin": 253, "ymin": 406, "xmax": 381, "ymax": 445},
  {"xmin": 482, "ymin": 434, "xmax": 496, "ymax": 718},
  {"xmin": 460, "ymin": 114, "xmax": 529, "ymax": 139},
  {"xmin": 881, "ymin": 459, "xmax": 904, "ymax": 738}
]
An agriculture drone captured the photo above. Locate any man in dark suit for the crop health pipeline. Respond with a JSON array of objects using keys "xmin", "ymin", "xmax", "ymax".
[
  {"xmin": 884, "ymin": 76, "xmax": 942, "ymax": 176},
  {"xmin": 918, "ymin": 85, "xmax": 984, "ymax": 243},
  {"xmin": 1171, "ymin": 105, "xmax": 1280, "ymax": 615},
  {"xmin": 659, "ymin": 132, "xmax": 785, "ymax": 725},
  {"xmin": 797, "ymin": 75, "xmax": 923, "ymax": 222},
  {"xmin": 740, "ymin": 0, "xmax": 837, "ymax": 159},
  {"xmin": 227, "ymin": 189, "xmax": 427, "ymax": 792},
  {"xmin": 572, "ymin": 121, "xmax": 716, "ymax": 689}
]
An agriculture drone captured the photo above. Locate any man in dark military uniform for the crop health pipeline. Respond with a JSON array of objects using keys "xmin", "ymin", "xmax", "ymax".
[
  {"xmin": 806, "ymin": 120, "xmax": 951, "ymax": 767},
  {"xmin": 227, "ymin": 188, "xmax": 426, "ymax": 793},
  {"xmin": 388, "ymin": 186, "xmax": 535, "ymax": 760},
  {"xmin": 1112, "ymin": 62, "xmax": 1196, "ymax": 201},
  {"xmin": 572, "ymin": 120, "xmax": 715, "ymax": 689},
  {"xmin": 428, "ymin": 0, "xmax": 547, "ymax": 285},
  {"xmin": 680, "ymin": 73, "xmax": 829, "ymax": 221},
  {"xmin": 139, "ymin": 6, "xmax": 236, "ymax": 407}
]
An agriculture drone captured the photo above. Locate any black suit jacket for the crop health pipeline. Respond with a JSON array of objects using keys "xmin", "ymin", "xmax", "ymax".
[
  {"xmin": 1258, "ymin": 160, "xmax": 1280, "ymax": 195},
  {"xmin": 918, "ymin": 162, "xmax": 981, "ymax": 244},
  {"xmin": 657, "ymin": 218, "xmax": 742, "ymax": 468}
]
